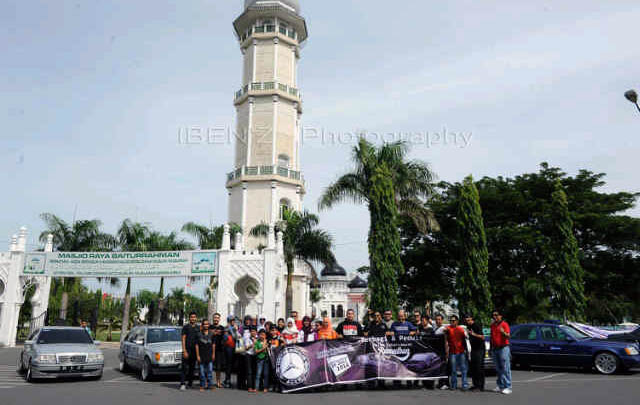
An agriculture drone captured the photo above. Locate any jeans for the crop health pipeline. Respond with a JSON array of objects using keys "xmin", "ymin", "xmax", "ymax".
[
  {"xmin": 469, "ymin": 348, "xmax": 485, "ymax": 389},
  {"xmin": 449, "ymin": 353, "xmax": 469, "ymax": 390},
  {"xmin": 493, "ymin": 346, "xmax": 512, "ymax": 389},
  {"xmin": 255, "ymin": 358, "xmax": 270, "ymax": 391},
  {"xmin": 180, "ymin": 349, "xmax": 197, "ymax": 386},
  {"xmin": 199, "ymin": 362, "xmax": 213, "ymax": 388}
]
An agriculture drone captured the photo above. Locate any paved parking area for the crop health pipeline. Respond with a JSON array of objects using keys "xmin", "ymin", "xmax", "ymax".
[{"xmin": 1, "ymin": 346, "xmax": 637, "ymax": 405}]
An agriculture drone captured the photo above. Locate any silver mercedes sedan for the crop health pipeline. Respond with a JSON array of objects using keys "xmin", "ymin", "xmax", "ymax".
[
  {"xmin": 119, "ymin": 325, "xmax": 183, "ymax": 381},
  {"xmin": 17, "ymin": 327, "xmax": 104, "ymax": 381}
]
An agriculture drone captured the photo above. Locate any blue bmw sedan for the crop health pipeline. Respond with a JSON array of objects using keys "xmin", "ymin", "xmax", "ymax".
[{"xmin": 510, "ymin": 323, "xmax": 640, "ymax": 375}]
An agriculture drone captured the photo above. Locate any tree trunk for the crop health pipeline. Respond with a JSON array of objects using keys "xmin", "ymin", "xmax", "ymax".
[
  {"xmin": 154, "ymin": 278, "xmax": 164, "ymax": 325},
  {"xmin": 285, "ymin": 258, "xmax": 294, "ymax": 316},
  {"xmin": 121, "ymin": 278, "xmax": 132, "ymax": 342},
  {"xmin": 60, "ymin": 291, "xmax": 68, "ymax": 321}
]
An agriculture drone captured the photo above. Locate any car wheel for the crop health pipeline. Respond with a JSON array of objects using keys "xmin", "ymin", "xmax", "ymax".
[
  {"xmin": 119, "ymin": 355, "xmax": 130, "ymax": 373},
  {"xmin": 26, "ymin": 362, "xmax": 35, "ymax": 383},
  {"xmin": 16, "ymin": 356, "xmax": 25, "ymax": 374},
  {"xmin": 594, "ymin": 352, "xmax": 619, "ymax": 375},
  {"xmin": 141, "ymin": 358, "xmax": 153, "ymax": 382}
]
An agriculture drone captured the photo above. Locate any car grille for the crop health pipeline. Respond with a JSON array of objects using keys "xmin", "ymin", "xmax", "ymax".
[{"xmin": 57, "ymin": 354, "xmax": 87, "ymax": 364}]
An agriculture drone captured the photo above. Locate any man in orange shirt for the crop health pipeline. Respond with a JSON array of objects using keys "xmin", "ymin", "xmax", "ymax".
[
  {"xmin": 444, "ymin": 315, "xmax": 469, "ymax": 391},
  {"xmin": 490, "ymin": 310, "xmax": 512, "ymax": 395}
]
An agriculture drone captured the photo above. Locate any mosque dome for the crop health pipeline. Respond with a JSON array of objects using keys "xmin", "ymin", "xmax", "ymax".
[
  {"xmin": 244, "ymin": 0, "xmax": 300, "ymax": 13},
  {"xmin": 321, "ymin": 263, "xmax": 347, "ymax": 277},
  {"xmin": 348, "ymin": 275, "xmax": 368, "ymax": 289}
]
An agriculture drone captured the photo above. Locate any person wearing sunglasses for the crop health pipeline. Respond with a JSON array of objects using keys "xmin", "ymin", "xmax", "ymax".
[{"xmin": 490, "ymin": 310, "xmax": 512, "ymax": 395}]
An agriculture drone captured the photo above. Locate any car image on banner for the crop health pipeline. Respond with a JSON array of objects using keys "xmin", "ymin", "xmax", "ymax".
[{"xmin": 270, "ymin": 336, "xmax": 447, "ymax": 393}]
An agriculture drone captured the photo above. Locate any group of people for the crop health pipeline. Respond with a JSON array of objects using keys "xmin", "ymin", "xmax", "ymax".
[{"xmin": 178, "ymin": 308, "xmax": 513, "ymax": 395}]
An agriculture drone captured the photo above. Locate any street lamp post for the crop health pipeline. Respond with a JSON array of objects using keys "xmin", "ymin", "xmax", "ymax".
[{"xmin": 625, "ymin": 89, "xmax": 640, "ymax": 113}]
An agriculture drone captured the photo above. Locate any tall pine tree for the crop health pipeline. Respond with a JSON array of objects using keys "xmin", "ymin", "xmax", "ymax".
[
  {"xmin": 455, "ymin": 176, "xmax": 492, "ymax": 322},
  {"xmin": 545, "ymin": 180, "xmax": 586, "ymax": 321},
  {"xmin": 368, "ymin": 163, "xmax": 402, "ymax": 313}
]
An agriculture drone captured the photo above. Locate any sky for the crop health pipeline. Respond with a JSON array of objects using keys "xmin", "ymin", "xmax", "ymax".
[{"xmin": 1, "ymin": 0, "xmax": 639, "ymax": 297}]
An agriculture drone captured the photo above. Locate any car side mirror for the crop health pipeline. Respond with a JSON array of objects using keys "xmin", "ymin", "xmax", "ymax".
[{"xmin": 135, "ymin": 339, "xmax": 144, "ymax": 345}]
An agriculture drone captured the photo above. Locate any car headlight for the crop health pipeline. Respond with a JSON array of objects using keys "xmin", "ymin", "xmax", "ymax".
[
  {"xmin": 36, "ymin": 354, "xmax": 57, "ymax": 364},
  {"xmin": 87, "ymin": 353, "xmax": 104, "ymax": 363},
  {"xmin": 624, "ymin": 347, "xmax": 639, "ymax": 356},
  {"xmin": 155, "ymin": 352, "xmax": 175, "ymax": 364}
]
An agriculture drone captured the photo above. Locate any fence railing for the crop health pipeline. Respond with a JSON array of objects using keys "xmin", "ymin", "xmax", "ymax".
[
  {"xmin": 227, "ymin": 165, "xmax": 303, "ymax": 182},
  {"xmin": 234, "ymin": 81, "xmax": 301, "ymax": 101}
]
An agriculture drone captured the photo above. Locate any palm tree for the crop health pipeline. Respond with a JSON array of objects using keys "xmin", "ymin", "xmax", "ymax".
[
  {"xmin": 39, "ymin": 213, "xmax": 116, "ymax": 321},
  {"xmin": 250, "ymin": 208, "xmax": 335, "ymax": 315},
  {"xmin": 117, "ymin": 219, "xmax": 151, "ymax": 340},
  {"xmin": 319, "ymin": 138, "xmax": 438, "ymax": 232},
  {"xmin": 181, "ymin": 222, "xmax": 241, "ymax": 321},
  {"xmin": 318, "ymin": 138, "xmax": 437, "ymax": 312},
  {"xmin": 146, "ymin": 231, "xmax": 194, "ymax": 324}
]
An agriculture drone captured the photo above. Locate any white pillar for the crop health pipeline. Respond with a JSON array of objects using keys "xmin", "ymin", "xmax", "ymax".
[
  {"xmin": 272, "ymin": 95, "xmax": 279, "ymax": 166},
  {"xmin": 246, "ymin": 97, "xmax": 254, "ymax": 166},
  {"xmin": 221, "ymin": 224, "xmax": 231, "ymax": 251},
  {"xmin": 215, "ymin": 250, "xmax": 231, "ymax": 322},
  {"xmin": 32, "ymin": 234, "xmax": 53, "ymax": 318},
  {"xmin": 241, "ymin": 182, "xmax": 248, "ymax": 232},
  {"xmin": 270, "ymin": 181, "xmax": 278, "ymax": 225},
  {"xmin": 235, "ymin": 232, "xmax": 244, "ymax": 252},
  {"xmin": 267, "ymin": 224, "xmax": 276, "ymax": 250},
  {"xmin": 276, "ymin": 231, "xmax": 284, "ymax": 255},
  {"xmin": 0, "ymin": 228, "xmax": 27, "ymax": 347}
]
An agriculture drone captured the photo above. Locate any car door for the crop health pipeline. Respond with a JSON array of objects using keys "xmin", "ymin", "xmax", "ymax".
[
  {"xmin": 510, "ymin": 325, "xmax": 541, "ymax": 366},
  {"xmin": 122, "ymin": 330, "xmax": 134, "ymax": 367},
  {"xmin": 127, "ymin": 328, "xmax": 142, "ymax": 369},
  {"xmin": 133, "ymin": 328, "xmax": 146, "ymax": 368},
  {"xmin": 538, "ymin": 325, "xmax": 580, "ymax": 367},
  {"xmin": 23, "ymin": 330, "xmax": 39, "ymax": 367}
]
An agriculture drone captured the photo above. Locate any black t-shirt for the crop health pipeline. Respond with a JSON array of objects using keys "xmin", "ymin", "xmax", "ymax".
[
  {"xmin": 182, "ymin": 323, "xmax": 200, "ymax": 351},
  {"xmin": 366, "ymin": 321, "xmax": 388, "ymax": 337},
  {"xmin": 468, "ymin": 323, "xmax": 485, "ymax": 351},
  {"xmin": 197, "ymin": 331, "xmax": 215, "ymax": 364},
  {"xmin": 210, "ymin": 324, "xmax": 225, "ymax": 351},
  {"xmin": 336, "ymin": 320, "xmax": 364, "ymax": 338},
  {"xmin": 418, "ymin": 324, "xmax": 435, "ymax": 338}
]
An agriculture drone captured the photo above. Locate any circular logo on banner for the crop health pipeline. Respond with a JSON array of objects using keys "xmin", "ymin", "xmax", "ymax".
[{"xmin": 276, "ymin": 346, "xmax": 310, "ymax": 386}]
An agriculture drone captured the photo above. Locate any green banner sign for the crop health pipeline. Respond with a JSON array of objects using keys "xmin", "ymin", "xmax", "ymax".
[{"xmin": 21, "ymin": 251, "xmax": 218, "ymax": 278}]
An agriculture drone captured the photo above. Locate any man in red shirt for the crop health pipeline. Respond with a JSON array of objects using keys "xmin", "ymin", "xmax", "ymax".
[
  {"xmin": 291, "ymin": 311, "xmax": 303, "ymax": 331},
  {"xmin": 444, "ymin": 315, "xmax": 469, "ymax": 390},
  {"xmin": 490, "ymin": 310, "xmax": 512, "ymax": 395}
]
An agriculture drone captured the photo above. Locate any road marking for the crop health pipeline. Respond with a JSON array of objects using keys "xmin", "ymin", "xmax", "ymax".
[{"xmin": 521, "ymin": 373, "xmax": 567, "ymax": 382}]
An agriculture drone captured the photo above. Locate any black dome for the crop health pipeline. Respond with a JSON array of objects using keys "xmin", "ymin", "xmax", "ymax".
[
  {"xmin": 321, "ymin": 263, "xmax": 347, "ymax": 277},
  {"xmin": 348, "ymin": 275, "xmax": 368, "ymax": 289}
]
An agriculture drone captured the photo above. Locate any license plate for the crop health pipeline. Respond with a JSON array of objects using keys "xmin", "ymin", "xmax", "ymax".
[{"xmin": 60, "ymin": 366, "xmax": 84, "ymax": 372}]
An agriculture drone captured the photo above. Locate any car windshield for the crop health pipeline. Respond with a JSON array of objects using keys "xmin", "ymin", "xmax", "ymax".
[
  {"xmin": 561, "ymin": 326, "xmax": 590, "ymax": 340},
  {"xmin": 37, "ymin": 329, "xmax": 93, "ymax": 345},
  {"xmin": 147, "ymin": 328, "xmax": 181, "ymax": 344}
]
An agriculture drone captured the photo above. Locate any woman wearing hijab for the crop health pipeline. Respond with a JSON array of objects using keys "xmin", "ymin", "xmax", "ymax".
[
  {"xmin": 298, "ymin": 316, "xmax": 317, "ymax": 343},
  {"xmin": 317, "ymin": 317, "xmax": 338, "ymax": 340},
  {"xmin": 281, "ymin": 318, "xmax": 299, "ymax": 344}
]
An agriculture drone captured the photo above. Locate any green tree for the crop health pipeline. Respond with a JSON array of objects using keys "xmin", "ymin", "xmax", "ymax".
[
  {"xmin": 117, "ymin": 219, "xmax": 151, "ymax": 340},
  {"xmin": 367, "ymin": 164, "xmax": 403, "ymax": 312},
  {"xmin": 544, "ymin": 181, "xmax": 586, "ymax": 321},
  {"xmin": 251, "ymin": 209, "xmax": 335, "ymax": 315},
  {"xmin": 455, "ymin": 176, "xmax": 492, "ymax": 323},
  {"xmin": 39, "ymin": 213, "xmax": 116, "ymax": 322},
  {"xmin": 319, "ymin": 138, "xmax": 437, "ymax": 312}
]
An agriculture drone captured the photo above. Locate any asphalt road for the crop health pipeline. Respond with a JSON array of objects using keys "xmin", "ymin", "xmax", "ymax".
[{"xmin": 1, "ymin": 345, "xmax": 638, "ymax": 405}]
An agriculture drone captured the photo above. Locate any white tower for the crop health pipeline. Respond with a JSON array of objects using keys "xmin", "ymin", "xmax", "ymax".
[{"xmin": 227, "ymin": 0, "xmax": 308, "ymax": 249}]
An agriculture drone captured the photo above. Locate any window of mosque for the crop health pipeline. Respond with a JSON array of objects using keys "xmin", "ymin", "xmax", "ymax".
[
  {"xmin": 278, "ymin": 154, "xmax": 290, "ymax": 168},
  {"xmin": 331, "ymin": 305, "xmax": 336, "ymax": 318},
  {"xmin": 336, "ymin": 305, "xmax": 344, "ymax": 319},
  {"xmin": 280, "ymin": 198, "xmax": 291, "ymax": 219}
]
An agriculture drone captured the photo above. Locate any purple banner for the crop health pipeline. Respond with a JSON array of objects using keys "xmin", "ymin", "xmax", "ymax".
[{"xmin": 270, "ymin": 336, "xmax": 447, "ymax": 393}]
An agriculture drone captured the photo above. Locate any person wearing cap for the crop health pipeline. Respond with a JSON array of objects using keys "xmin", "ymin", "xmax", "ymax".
[{"xmin": 490, "ymin": 310, "xmax": 512, "ymax": 395}]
